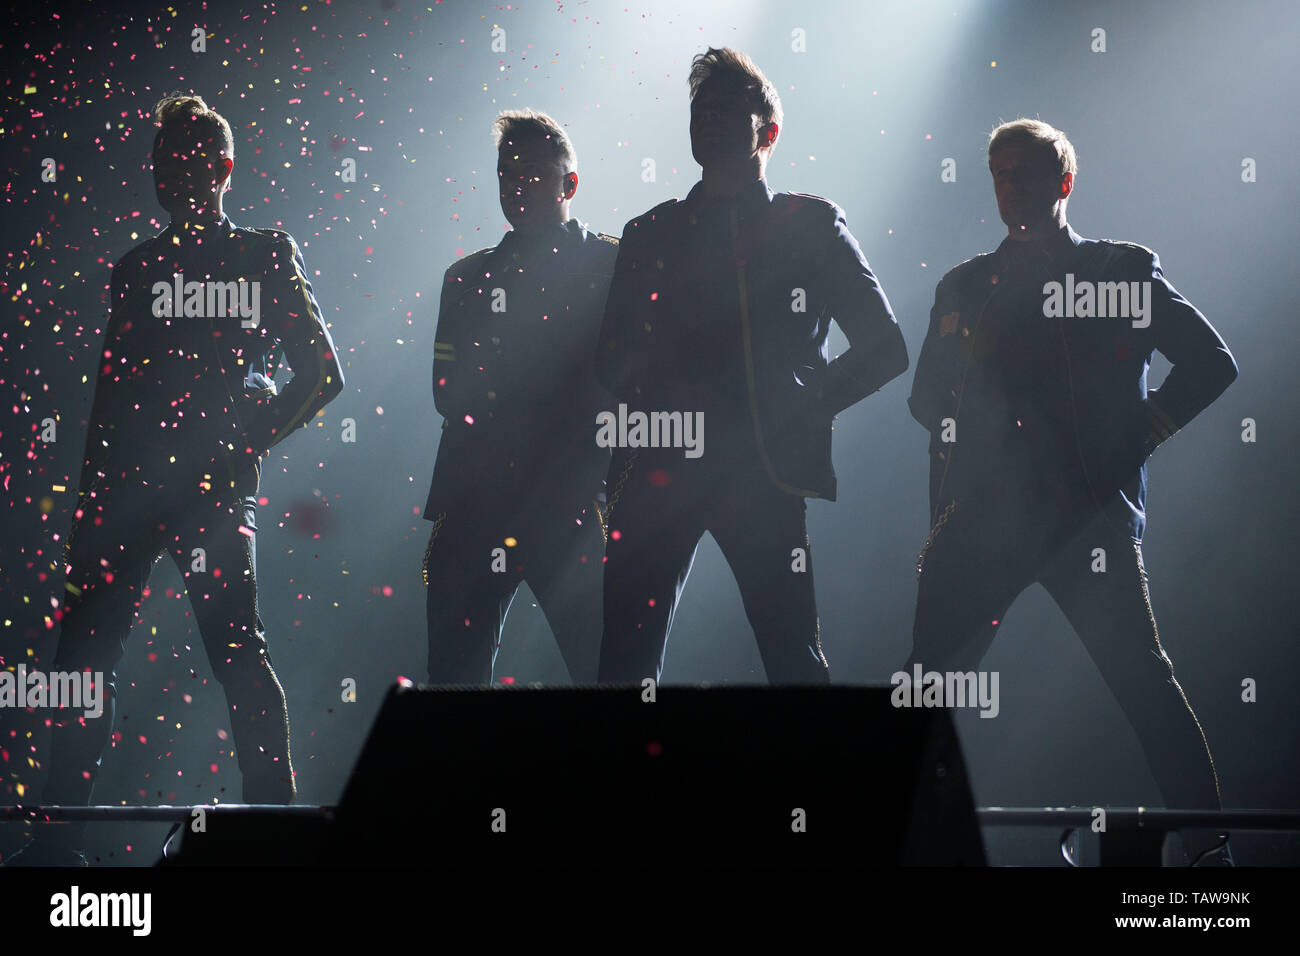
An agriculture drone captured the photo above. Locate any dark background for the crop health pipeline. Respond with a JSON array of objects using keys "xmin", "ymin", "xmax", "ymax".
[{"xmin": 2, "ymin": 0, "xmax": 1296, "ymax": 864}]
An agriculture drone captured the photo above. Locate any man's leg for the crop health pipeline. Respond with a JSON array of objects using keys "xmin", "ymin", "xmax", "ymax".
[
  {"xmin": 598, "ymin": 451, "xmax": 708, "ymax": 684},
  {"xmin": 1038, "ymin": 511, "xmax": 1225, "ymax": 859},
  {"xmin": 709, "ymin": 476, "xmax": 829, "ymax": 684},
  {"xmin": 175, "ymin": 493, "xmax": 295, "ymax": 803},
  {"xmin": 526, "ymin": 499, "xmax": 606, "ymax": 685},
  {"xmin": 34, "ymin": 477, "xmax": 165, "ymax": 858},
  {"xmin": 44, "ymin": 479, "xmax": 162, "ymax": 808},
  {"xmin": 424, "ymin": 504, "xmax": 524, "ymax": 684},
  {"xmin": 906, "ymin": 505, "xmax": 1035, "ymax": 674}
]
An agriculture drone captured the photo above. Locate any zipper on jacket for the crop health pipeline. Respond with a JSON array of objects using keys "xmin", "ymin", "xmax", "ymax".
[{"xmin": 728, "ymin": 204, "xmax": 822, "ymax": 499}]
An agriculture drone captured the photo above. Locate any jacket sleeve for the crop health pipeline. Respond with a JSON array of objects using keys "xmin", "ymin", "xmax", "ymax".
[
  {"xmin": 907, "ymin": 274, "xmax": 964, "ymax": 433},
  {"xmin": 81, "ymin": 260, "xmax": 133, "ymax": 479},
  {"xmin": 565, "ymin": 238, "xmax": 620, "ymax": 422},
  {"xmin": 431, "ymin": 261, "xmax": 475, "ymax": 421},
  {"xmin": 1088, "ymin": 247, "xmax": 1237, "ymax": 501},
  {"xmin": 816, "ymin": 203, "xmax": 909, "ymax": 416},
  {"xmin": 1142, "ymin": 248, "xmax": 1238, "ymax": 443},
  {"xmin": 594, "ymin": 216, "xmax": 644, "ymax": 401},
  {"xmin": 240, "ymin": 234, "xmax": 344, "ymax": 454}
]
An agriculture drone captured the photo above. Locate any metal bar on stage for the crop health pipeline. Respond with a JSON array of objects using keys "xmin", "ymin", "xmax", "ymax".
[
  {"xmin": 3, "ymin": 805, "xmax": 335, "ymax": 822},
  {"xmin": 5, "ymin": 805, "xmax": 1298, "ymax": 828},
  {"xmin": 978, "ymin": 807, "xmax": 1300, "ymax": 829}
]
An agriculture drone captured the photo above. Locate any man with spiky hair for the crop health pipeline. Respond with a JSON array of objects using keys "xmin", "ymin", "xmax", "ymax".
[
  {"xmin": 13, "ymin": 94, "xmax": 343, "ymax": 865},
  {"xmin": 907, "ymin": 118, "xmax": 1237, "ymax": 865},
  {"xmin": 595, "ymin": 48, "xmax": 908, "ymax": 684},
  {"xmin": 422, "ymin": 109, "xmax": 616, "ymax": 685}
]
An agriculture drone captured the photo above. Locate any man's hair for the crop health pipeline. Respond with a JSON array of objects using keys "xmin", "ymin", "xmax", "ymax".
[
  {"xmin": 153, "ymin": 93, "xmax": 235, "ymax": 158},
  {"xmin": 987, "ymin": 118, "xmax": 1077, "ymax": 180},
  {"xmin": 687, "ymin": 46, "xmax": 783, "ymax": 130},
  {"xmin": 492, "ymin": 108, "xmax": 577, "ymax": 173}
]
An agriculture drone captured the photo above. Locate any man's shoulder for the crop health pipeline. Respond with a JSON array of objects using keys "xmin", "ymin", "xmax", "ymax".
[
  {"xmin": 578, "ymin": 224, "xmax": 620, "ymax": 252},
  {"xmin": 444, "ymin": 245, "xmax": 495, "ymax": 279},
  {"xmin": 1087, "ymin": 235, "xmax": 1155, "ymax": 255},
  {"xmin": 583, "ymin": 225, "xmax": 620, "ymax": 247},
  {"xmin": 219, "ymin": 224, "xmax": 308, "ymax": 272},
  {"xmin": 775, "ymin": 190, "xmax": 842, "ymax": 216},
  {"xmin": 622, "ymin": 197, "xmax": 683, "ymax": 235},
  {"xmin": 239, "ymin": 224, "xmax": 294, "ymax": 242},
  {"xmin": 1094, "ymin": 237, "xmax": 1157, "ymax": 259},
  {"xmin": 938, "ymin": 250, "xmax": 997, "ymax": 288},
  {"xmin": 114, "ymin": 235, "xmax": 162, "ymax": 273},
  {"xmin": 1080, "ymin": 236, "xmax": 1159, "ymax": 274},
  {"xmin": 573, "ymin": 227, "xmax": 620, "ymax": 273},
  {"xmin": 770, "ymin": 191, "xmax": 852, "ymax": 236}
]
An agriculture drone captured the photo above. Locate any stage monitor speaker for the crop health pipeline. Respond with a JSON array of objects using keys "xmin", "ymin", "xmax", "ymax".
[
  {"xmin": 330, "ymin": 684, "xmax": 984, "ymax": 867},
  {"xmin": 159, "ymin": 809, "xmax": 334, "ymax": 867}
]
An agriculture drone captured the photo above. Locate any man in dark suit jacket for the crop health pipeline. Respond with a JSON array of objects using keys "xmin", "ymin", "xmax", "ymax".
[
  {"xmin": 595, "ymin": 47, "xmax": 908, "ymax": 684},
  {"xmin": 15, "ymin": 94, "xmax": 343, "ymax": 865},
  {"xmin": 422, "ymin": 109, "xmax": 616, "ymax": 685},
  {"xmin": 908, "ymin": 119, "xmax": 1237, "ymax": 865}
]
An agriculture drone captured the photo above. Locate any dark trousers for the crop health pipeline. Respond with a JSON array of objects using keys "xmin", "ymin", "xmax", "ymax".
[
  {"xmin": 909, "ymin": 501, "xmax": 1221, "ymax": 810},
  {"xmin": 424, "ymin": 495, "xmax": 605, "ymax": 684},
  {"xmin": 44, "ymin": 458, "xmax": 294, "ymax": 819},
  {"xmin": 597, "ymin": 448, "xmax": 831, "ymax": 685}
]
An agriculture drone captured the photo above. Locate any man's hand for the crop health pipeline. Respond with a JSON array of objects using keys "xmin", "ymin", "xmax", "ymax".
[
  {"xmin": 1089, "ymin": 400, "xmax": 1170, "ymax": 505},
  {"xmin": 232, "ymin": 432, "xmax": 269, "ymax": 474},
  {"xmin": 793, "ymin": 365, "xmax": 835, "ymax": 421}
]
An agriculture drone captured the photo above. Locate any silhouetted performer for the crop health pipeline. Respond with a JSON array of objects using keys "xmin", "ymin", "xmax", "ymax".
[
  {"xmin": 596, "ymin": 48, "xmax": 908, "ymax": 684},
  {"xmin": 422, "ymin": 110, "xmax": 616, "ymax": 684},
  {"xmin": 21, "ymin": 95, "xmax": 342, "ymax": 864},
  {"xmin": 908, "ymin": 119, "xmax": 1236, "ymax": 865}
]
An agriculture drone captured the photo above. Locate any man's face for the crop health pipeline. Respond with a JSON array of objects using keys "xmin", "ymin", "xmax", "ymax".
[
  {"xmin": 989, "ymin": 144, "xmax": 1068, "ymax": 232},
  {"xmin": 497, "ymin": 136, "xmax": 572, "ymax": 230},
  {"xmin": 690, "ymin": 82, "xmax": 771, "ymax": 171},
  {"xmin": 152, "ymin": 131, "xmax": 230, "ymax": 217}
]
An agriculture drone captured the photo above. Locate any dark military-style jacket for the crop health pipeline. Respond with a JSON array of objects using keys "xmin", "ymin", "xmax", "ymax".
[
  {"xmin": 84, "ymin": 214, "xmax": 344, "ymax": 496},
  {"xmin": 423, "ymin": 217, "xmax": 618, "ymax": 519},
  {"xmin": 595, "ymin": 178, "xmax": 908, "ymax": 500},
  {"xmin": 909, "ymin": 223, "xmax": 1237, "ymax": 544}
]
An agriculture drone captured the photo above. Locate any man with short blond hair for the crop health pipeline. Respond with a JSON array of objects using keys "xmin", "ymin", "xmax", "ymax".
[
  {"xmin": 13, "ymin": 93, "xmax": 343, "ymax": 865},
  {"xmin": 908, "ymin": 118, "xmax": 1237, "ymax": 865}
]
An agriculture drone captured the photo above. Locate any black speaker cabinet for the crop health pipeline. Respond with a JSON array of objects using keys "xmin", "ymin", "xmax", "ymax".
[{"xmin": 329, "ymin": 683, "xmax": 984, "ymax": 867}]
